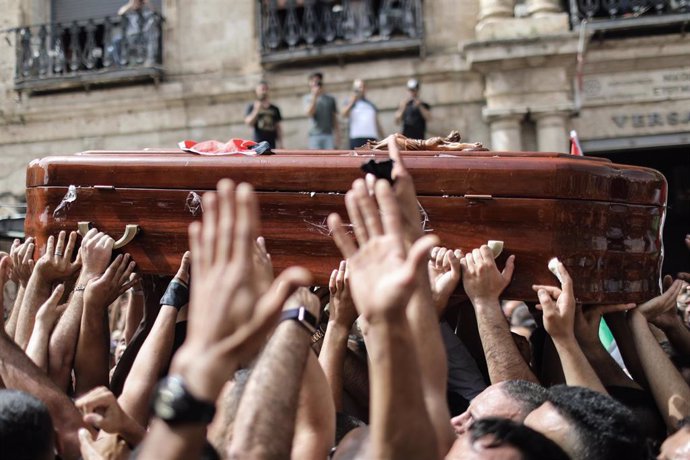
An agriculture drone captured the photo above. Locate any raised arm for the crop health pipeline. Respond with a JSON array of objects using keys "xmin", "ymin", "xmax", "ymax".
[
  {"xmin": 74, "ymin": 253, "xmax": 136, "ymax": 395},
  {"xmin": 533, "ymin": 262, "xmax": 607, "ymax": 394},
  {"xmin": 319, "ymin": 260, "xmax": 358, "ymax": 411},
  {"xmin": 628, "ymin": 309, "xmax": 690, "ymax": 431},
  {"xmin": 461, "ymin": 246, "xmax": 537, "ymax": 384},
  {"xmin": 5, "ymin": 237, "xmax": 34, "ymax": 338},
  {"xmin": 118, "ymin": 252, "xmax": 190, "ymax": 426},
  {"xmin": 229, "ymin": 288, "xmax": 323, "ymax": 460},
  {"xmin": 16, "ymin": 231, "xmax": 81, "ymax": 349},
  {"xmin": 637, "ymin": 279, "xmax": 690, "ymax": 356},
  {"xmin": 76, "ymin": 386, "xmax": 146, "ymax": 448},
  {"xmin": 328, "ymin": 177, "xmax": 440, "ymax": 459},
  {"xmin": 25, "ymin": 284, "xmax": 65, "ymax": 372}
]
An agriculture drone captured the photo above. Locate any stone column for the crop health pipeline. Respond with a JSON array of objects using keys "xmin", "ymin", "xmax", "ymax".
[
  {"xmin": 489, "ymin": 115, "xmax": 523, "ymax": 151},
  {"xmin": 526, "ymin": 0, "xmax": 563, "ymax": 17},
  {"xmin": 534, "ymin": 112, "xmax": 569, "ymax": 153},
  {"xmin": 478, "ymin": 0, "xmax": 514, "ymax": 21}
]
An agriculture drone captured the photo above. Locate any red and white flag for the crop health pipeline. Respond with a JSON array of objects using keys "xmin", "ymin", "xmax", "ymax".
[{"xmin": 570, "ymin": 130, "xmax": 584, "ymax": 156}]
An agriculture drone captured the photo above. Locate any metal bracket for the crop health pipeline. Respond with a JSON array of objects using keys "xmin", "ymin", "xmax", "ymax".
[{"xmin": 77, "ymin": 221, "xmax": 140, "ymax": 249}]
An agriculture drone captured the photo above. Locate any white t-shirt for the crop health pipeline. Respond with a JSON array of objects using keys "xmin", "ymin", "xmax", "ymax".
[{"xmin": 347, "ymin": 98, "xmax": 378, "ymax": 139}]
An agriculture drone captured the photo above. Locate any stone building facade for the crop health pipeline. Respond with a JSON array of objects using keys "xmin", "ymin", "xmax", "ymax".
[{"xmin": 1, "ymin": 0, "xmax": 688, "ymax": 270}]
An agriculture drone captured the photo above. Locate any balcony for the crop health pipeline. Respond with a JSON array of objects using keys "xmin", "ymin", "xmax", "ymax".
[
  {"xmin": 569, "ymin": 0, "xmax": 690, "ymax": 33},
  {"xmin": 258, "ymin": 0, "xmax": 424, "ymax": 67},
  {"xmin": 13, "ymin": 11, "xmax": 163, "ymax": 94}
]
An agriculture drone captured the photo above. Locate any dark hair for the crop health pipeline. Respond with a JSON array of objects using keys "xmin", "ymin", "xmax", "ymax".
[
  {"xmin": 546, "ymin": 385, "xmax": 649, "ymax": 460},
  {"xmin": 309, "ymin": 72, "xmax": 323, "ymax": 81},
  {"xmin": 501, "ymin": 380, "xmax": 548, "ymax": 416},
  {"xmin": 257, "ymin": 80, "xmax": 269, "ymax": 87},
  {"xmin": 0, "ymin": 389, "xmax": 54, "ymax": 460},
  {"xmin": 335, "ymin": 412, "xmax": 366, "ymax": 444},
  {"xmin": 469, "ymin": 417, "xmax": 570, "ymax": 460}
]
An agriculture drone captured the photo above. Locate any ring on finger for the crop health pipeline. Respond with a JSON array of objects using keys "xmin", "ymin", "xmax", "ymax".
[{"xmin": 55, "ymin": 251, "xmax": 63, "ymax": 257}]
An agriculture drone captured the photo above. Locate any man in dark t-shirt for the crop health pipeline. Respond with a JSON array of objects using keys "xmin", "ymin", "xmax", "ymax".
[
  {"xmin": 244, "ymin": 81, "xmax": 283, "ymax": 149},
  {"xmin": 395, "ymin": 78, "xmax": 431, "ymax": 139}
]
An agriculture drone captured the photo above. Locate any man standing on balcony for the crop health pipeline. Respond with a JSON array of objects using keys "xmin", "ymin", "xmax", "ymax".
[
  {"xmin": 341, "ymin": 79, "xmax": 383, "ymax": 149},
  {"xmin": 245, "ymin": 81, "xmax": 283, "ymax": 149},
  {"xmin": 395, "ymin": 78, "xmax": 432, "ymax": 139},
  {"xmin": 304, "ymin": 72, "xmax": 340, "ymax": 150}
]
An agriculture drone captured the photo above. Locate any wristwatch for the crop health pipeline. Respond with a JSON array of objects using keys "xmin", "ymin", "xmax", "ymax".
[
  {"xmin": 152, "ymin": 375, "xmax": 216, "ymax": 426},
  {"xmin": 280, "ymin": 306, "xmax": 318, "ymax": 335}
]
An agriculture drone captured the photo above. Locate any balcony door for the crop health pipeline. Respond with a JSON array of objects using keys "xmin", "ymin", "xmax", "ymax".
[{"xmin": 51, "ymin": 0, "xmax": 163, "ymax": 23}]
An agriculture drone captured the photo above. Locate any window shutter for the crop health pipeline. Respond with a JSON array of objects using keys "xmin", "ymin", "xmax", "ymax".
[{"xmin": 51, "ymin": 0, "xmax": 163, "ymax": 24}]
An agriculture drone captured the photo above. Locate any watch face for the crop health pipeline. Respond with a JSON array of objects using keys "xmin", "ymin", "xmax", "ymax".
[{"xmin": 155, "ymin": 377, "xmax": 186, "ymax": 420}]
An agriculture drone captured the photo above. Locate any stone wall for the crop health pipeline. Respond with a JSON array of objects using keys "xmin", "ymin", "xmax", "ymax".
[{"xmin": 0, "ymin": 0, "xmax": 485, "ymax": 203}]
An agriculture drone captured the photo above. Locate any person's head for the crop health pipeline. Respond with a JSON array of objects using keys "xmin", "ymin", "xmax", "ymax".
[
  {"xmin": 524, "ymin": 385, "xmax": 648, "ymax": 460},
  {"xmin": 255, "ymin": 81, "xmax": 269, "ymax": 101},
  {"xmin": 452, "ymin": 380, "xmax": 547, "ymax": 435},
  {"xmin": 659, "ymin": 417, "xmax": 690, "ymax": 460},
  {"xmin": 446, "ymin": 417, "xmax": 570, "ymax": 460},
  {"xmin": 0, "ymin": 389, "xmax": 55, "ymax": 460},
  {"xmin": 406, "ymin": 78, "xmax": 419, "ymax": 96},
  {"xmin": 309, "ymin": 72, "xmax": 323, "ymax": 89},
  {"xmin": 352, "ymin": 79, "xmax": 365, "ymax": 96}
]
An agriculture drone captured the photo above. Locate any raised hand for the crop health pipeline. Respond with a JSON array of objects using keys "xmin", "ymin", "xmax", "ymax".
[
  {"xmin": 172, "ymin": 180, "xmax": 311, "ymax": 401},
  {"xmin": 9, "ymin": 237, "xmax": 35, "ymax": 286},
  {"xmin": 34, "ymin": 284, "xmax": 66, "ymax": 331},
  {"xmin": 574, "ymin": 302, "xmax": 634, "ymax": 349},
  {"xmin": 34, "ymin": 231, "xmax": 81, "ymax": 283},
  {"xmin": 428, "ymin": 246, "xmax": 463, "ymax": 315},
  {"xmin": 387, "ymin": 136, "xmax": 424, "ymax": 242},
  {"xmin": 328, "ymin": 260, "xmax": 357, "ymax": 328},
  {"xmin": 79, "ymin": 229, "xmax": 114, "ymax": 280},
  {"xmin": 635, "ymin": 277, "xmax": 685, "ymax": 331},
  {"xmin": 532, "ymin": 261, "xmax": 576, "ymax": 342},
  {"xmin": 328, "ymin": 178, "xmax": 438, "ymax": 322},
  {"xmin": 76, "ymin": 386, "xmax": 145, "ymax": 446},
  {"xmin": 84, "ymin": 254, "xmax": 138, "ymax": 308},
  {"xmin": 460, "ymin": 245, "xmax": 515, "ymax": 305}
]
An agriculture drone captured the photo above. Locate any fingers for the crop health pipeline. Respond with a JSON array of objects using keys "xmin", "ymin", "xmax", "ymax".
[
  {"xmin": 175, "ymin": 251, "xmax": 191, "ymax": 285},
  {"xmin": 46, "ymin": 235, "xmax": 55, "ymax": 257},
  {"xmin": 78, "ymin": 428, "xmax": 100, "ymax": 459},
  {"xmin": 663, "ymin": 274, "xmax": 674, "ymax": 291},
  {"xmin": 201, "ymin": 191, "xmax": 218, "ymax": 267},
  {"xmin": 215, "ymin": 179, "xmax": 235, "ymax": 263},
  {"xmin": 328, "ymin": 213, "xmax": 357, "ymax": 259},
  {"xmin": 345, "ymin": 189, "xmax": 369, "ymax": 245},
  {"xmin": 101, "ymin": 255, "xmax": 124, "ymax": 282},
  {"xmin": 375, "ymin": 179, "xmax": 403, "ymax": 237},
  {"xmin": 329, "ymin": 268, "xmax": 338, "ymax": 295},
  {"xmin": 55, "ymin": 230, "xmax": 66, "ymax": 256},
  {"xmin": 536, "ymin": 288, "xmax": 556, "ymax": 311},
  {"xmin": 233, "ymin": 183, "xmax": 260, "ymax": 266},
  {"xmin": 501, "ymin": 255, "xmax": 516, "ymax": 285},
  {"xmin": 596, "ymin": 303, "xmax": 636, "ymax": 315},
  {"xmin": 532, "ymin": 284, "xmax": 562, "ymax": 298},
  {"xmin": 556, "ymin": 262, "xmax": 573, "ymax": 291},
  {"xmin": 335, "ymin": 260, "xmax": 346, "ymax": 291},
  {"xmin": 65, "ymin": 231, "xmax": 78, "ymax": 259},
  {"xmin": 354, "ymin": 179, "xmax": 384, "ymax": 240}
]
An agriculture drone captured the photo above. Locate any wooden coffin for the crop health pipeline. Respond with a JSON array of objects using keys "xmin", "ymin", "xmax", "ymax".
[{"xmin": 25, "ymin": 150, "xmax": 666, "ymax": 304}]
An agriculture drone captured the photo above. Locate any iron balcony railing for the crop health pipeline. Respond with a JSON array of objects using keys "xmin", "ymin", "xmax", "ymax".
[
  {"xmin": 13, "ymin": 11, "xmax": 163, "ymax": 93},
  {"xmin": 570, "ymin": 0, "xmax": 690, "ymax": 31},
  {"xmin": 258, "ymin": 0, "xmax": 424, "ymax": 65}
]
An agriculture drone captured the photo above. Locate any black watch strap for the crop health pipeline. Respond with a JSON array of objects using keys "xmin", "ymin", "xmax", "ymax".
[
  {"xmin": 280, "ymin": 306, "xmax": 318, "ymax": 335},
  {"xmin": 152, "ymin": 375, "xmax": 216, "ymax": 426}
]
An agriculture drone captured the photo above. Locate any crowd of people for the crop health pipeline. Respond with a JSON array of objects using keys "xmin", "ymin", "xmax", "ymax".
[
  {"xmin": 1, "ymin": 138, "xmax": 690, "ymax": 460},
  {"xmin": 245, "ymin": 72, "xmax": 431, "ymax": 150}
]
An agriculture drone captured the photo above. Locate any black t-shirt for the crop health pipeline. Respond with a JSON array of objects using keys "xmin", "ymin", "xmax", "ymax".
[
  {"xmin": 245, "ymin": 103, "xmax": 282, "ymax": 148},
  {"xmin": 402, "ymin": 99, "xmax": 430, "ymax": 139}
]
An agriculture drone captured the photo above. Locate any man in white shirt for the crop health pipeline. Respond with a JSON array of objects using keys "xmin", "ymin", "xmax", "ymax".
[{"xmin": 341, "ymin": 79, "xmax": 383, "ymax": 149}]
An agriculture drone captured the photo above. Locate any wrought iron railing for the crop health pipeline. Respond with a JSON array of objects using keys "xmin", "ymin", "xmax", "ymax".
[
  {"xmin": 13, "ymin": 11, "xmax": 163, "ymax": 92},
  {"xmin": 258, "ymin": 0, "xmax": 423, "ymax": 63},
  {"xmin": 570, "ymin": 0, "xmax": 690, "ymax": 29}
]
